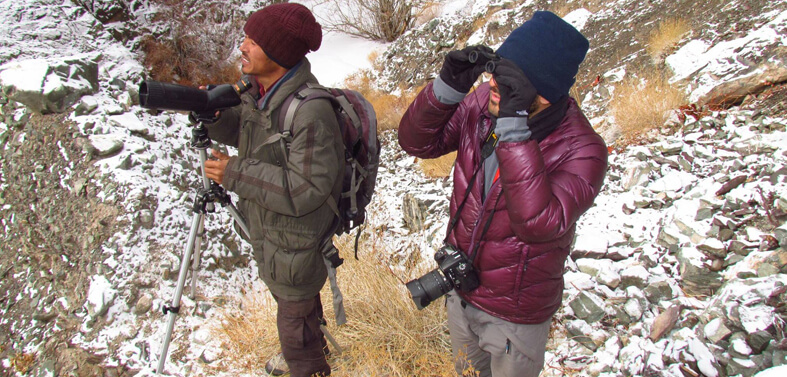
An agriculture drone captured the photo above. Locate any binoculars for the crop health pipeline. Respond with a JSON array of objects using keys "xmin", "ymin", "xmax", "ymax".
[{"xmin": 468, "ymin": 49, "xmax": 500, "ymax": 73}]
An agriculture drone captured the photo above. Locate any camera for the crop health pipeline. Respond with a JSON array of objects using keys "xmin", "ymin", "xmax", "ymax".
[
  {"xmin": 406, "ymin": 244, "xmax": 480, "ymax": 310},
  {"xmin": 138, "ymin": 76, "xmax": 253, "ymax": 114}
]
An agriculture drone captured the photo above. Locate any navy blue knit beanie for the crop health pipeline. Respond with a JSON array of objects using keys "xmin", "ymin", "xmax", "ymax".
[{"xmin": 496, "ymin": 11, "xmax": 589, "ymax": 104}]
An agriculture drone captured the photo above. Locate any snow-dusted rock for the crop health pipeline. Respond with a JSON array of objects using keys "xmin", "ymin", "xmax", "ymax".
[
  {"xmin": 0, "ymin": 53, "xmax": 100, "ymax": 113},
  {"xmin": 569, "ymin": 291, "xmax": 607, "ymax": 323}
]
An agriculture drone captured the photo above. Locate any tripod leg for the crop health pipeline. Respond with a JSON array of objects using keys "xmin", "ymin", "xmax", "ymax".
[
  {"xmin": 224, "ymin": 202, "xmax": 250, "ymax": 240},
  {"xmin": 157, "ymin": 212, "xmax": 203, "ymax": 375},
  {"xmin": 189, "ymin": 216, "xmax": 206, "ymax": 299}
]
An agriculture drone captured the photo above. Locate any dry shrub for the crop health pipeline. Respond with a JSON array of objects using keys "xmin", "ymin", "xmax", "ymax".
[
  {"xmin": 214, "ymin": 230, "xmax": 456, "ymax": 376},
  {"xmin": 325, "ymin": 233, "xmax": 455, "ymax": 376},
  {"xmin": 344, "ymin": 70, "xmax": 424, "ymax": 131},
  {"xmin": 610, "ymin": 70, "xmax": 687, "ymax": 143},
  {"xmin": 646, "ymin": 19, "xmax": 691, "ymax": 59},
  {"xmin": 140, "ymin": 0, "xmax": 245, "ymax": 86},
  {"xmin": 318, "ymin": 0, "xmax": 416, "ymax": 42},
  {"xmin": 419, "ymin": 152, "xmax": 457, "ymax": 178},
  {"xmin": 11, "ymin": 353, "xmax": 35, "ymax": 374}
]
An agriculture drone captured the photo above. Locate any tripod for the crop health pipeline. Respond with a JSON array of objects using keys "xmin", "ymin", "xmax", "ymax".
[{"xmin": 156, "ymin": 120, "xmax": 250, "ymax": 374}]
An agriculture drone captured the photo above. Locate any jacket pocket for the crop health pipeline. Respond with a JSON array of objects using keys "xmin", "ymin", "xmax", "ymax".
[
  {"xmin": 250, "ymin": 132, "xmax": 289, "ymax": 166},
  {"xmin": 268, "ymin": 239, "xmax": 326, "ymax": 287}
]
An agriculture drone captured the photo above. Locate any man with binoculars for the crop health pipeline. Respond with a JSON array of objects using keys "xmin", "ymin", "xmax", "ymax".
[
  {"xmin": 399, "ymin": 11, "xmax": 608, "ymax": 377},
  {"xmin": 201, "ymin": 3, "xmax": 341, "ymax": 377}
]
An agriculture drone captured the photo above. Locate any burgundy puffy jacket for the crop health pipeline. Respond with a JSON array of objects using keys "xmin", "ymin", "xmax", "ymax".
[{"xmin": 399, "ymin": 82, "xmax": 608, "ymax": 324}]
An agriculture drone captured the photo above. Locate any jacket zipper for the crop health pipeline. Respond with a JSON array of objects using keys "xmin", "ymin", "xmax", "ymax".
[
  {"xmin": 468, "ymin": 174, "xmax": 501, "ymax": 260},
  {"xmin": 467, "ymin": 115, "xmax": 498, "ymax": 259}
]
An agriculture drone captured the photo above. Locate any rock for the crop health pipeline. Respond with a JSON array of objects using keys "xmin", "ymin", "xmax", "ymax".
[
  {"xmin": 0, "ymin": 53, "xmax": 100, "ymax": 113},
  {"xmin": 620, "ymin": 265, "xmax": 650, "ymax": 289},
  {"xmin": 622, "ymin": 161, "xmax": 653, "ymax": 190},
  {"xmin": 566, "ymin": 319, "xmax": 598, "ymax": 351},
  {"xmin": 726, "ymin": 357, "xmax": 758, "ymax": 377},
  {"xmin": 748, "ymin": 331, "xmax": 775, "ymax": 354},
  {"xmin": 697, "ymin": 238, "xmax": 727, "ymax": 259},
  {"xmin": 74, "ymin": 95, "xmax": 99, "ymax": 116},
  {"xmin": 689, "ymin": 337, "xmax": 721, "ymax": 377},
  {"xmin": 569, "ymin": 291, "xmax": 607, "ymax": 323},
  {"xmin": 677, "ymin": 247, "xmax": 722, "ymax": 296},
  {"xmin": 775, "ymin": 224, "xmax": 787, "ymax": 249},
  {"xmin": 704, "ymin": 318, "xmax": 732, "ymax": 344},
  {"xmin": 85, "ymin": 135, "xmax": 123, "ymax": 157},
  {"xmin": 730, "ymin": 332, "xmax": 753, "ymax": 357},
  {"xmin": 133, "ymin": 293, "xmax": 153, "ymax": 315},
  {"xmin": 402, "ymin": 193, "xmax": 445, "ymax": 232},
  {"xmin": 85, "ymin": 275, "xmax": 117, "ymax": 319},
  {"xmin": 138, "ymin": 209, "xmax": 154, "ymax": 229},
  {"xmin": 108, "ymin": 113, "xmax": 148, "ymax": 137},
  {"xmin": 644, "ymin": 280, "xmax": 677, "ymax": 304},
  {"xmin": 571, "ymin": 233, "xmax": 610, "ymax": 259},
  {"xmin": 649, "ymin": 305, "xmax": 681, "ymax": 341}
]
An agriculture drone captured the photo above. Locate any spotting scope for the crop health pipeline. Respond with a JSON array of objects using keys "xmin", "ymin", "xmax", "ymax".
[{"xmin": 139, "ymin": 76, "xmax": 253, "ymax": 113}]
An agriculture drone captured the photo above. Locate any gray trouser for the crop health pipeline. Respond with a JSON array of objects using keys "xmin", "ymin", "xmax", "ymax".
[{"xmin": 446, "ymin": 292, "xmax": 551, "ymax": 377}]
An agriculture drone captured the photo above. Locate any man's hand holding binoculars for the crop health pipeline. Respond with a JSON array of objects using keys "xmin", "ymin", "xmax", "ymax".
[
  {"xmin": 434, "ymin": 45, "xmax": 498, "ymax": 105},
  {"xmin": 439, "ymin": 45, "xmax": 497, "ymax": 93}
]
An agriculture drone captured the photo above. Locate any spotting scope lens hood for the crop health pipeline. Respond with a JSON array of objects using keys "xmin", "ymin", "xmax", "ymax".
[{"xmin": 139, "ymin": 76, "xmax": 253, "ymax": 113}]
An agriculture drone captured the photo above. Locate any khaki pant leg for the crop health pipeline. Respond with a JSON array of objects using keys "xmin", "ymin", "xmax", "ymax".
[
  {"xmin": 446, "ymin": 293, "xmax": 492, "ymax": 377},
  {"xmin": 448, "ymin": 293, "xmax": 551, "ymax": 377}
]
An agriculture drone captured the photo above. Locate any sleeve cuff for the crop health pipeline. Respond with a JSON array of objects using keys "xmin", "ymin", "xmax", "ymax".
[
  {"xmin": 223, "ymin": 156, "xmax": 239, "ymax": 191},
  {"xmin": 432, "ymin": 76, "xmax": 468, "ymax": 105},
  {"xmin": 495, "ymin": 117, "xmax": 531, "ymax": 142}
]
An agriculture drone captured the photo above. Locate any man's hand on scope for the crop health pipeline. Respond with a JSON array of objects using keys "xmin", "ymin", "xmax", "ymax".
[
  {"xmin": 204, "ymin": 149, "xmax": 231, "ymax": 185},
  {"xmin": 188, "ymin": 85, "xmax": 221, "ymax": 123}
]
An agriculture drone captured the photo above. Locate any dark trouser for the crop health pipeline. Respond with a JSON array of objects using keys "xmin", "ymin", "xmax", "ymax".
[{"xmin": 276, "ymin": 294, "xmax": 331, "ymax": 377}]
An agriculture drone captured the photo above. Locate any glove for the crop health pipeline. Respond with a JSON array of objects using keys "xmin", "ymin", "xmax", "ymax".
[
  {"xmin": 493, "ymin": 59, "xmax": 537, "ymax": 118},
  {"xmin": 439, "ymin": 45, "xmax": 495, "ymax": 93}
]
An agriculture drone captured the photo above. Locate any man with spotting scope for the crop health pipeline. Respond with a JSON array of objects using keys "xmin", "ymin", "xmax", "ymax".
[{"xmin": 200, "ymin": 3, "xmax": 342, "ymax": 376}]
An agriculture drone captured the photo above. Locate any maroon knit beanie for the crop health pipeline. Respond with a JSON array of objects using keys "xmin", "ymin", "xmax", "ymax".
[{"xmin": 243, "ymin": 3, "xmax": 322, "ymax": 69}]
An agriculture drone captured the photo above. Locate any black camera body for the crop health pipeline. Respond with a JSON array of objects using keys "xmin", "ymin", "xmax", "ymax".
[{"xmin": 406, "ymin": 244, "xmax": 480, "ymax": 310}]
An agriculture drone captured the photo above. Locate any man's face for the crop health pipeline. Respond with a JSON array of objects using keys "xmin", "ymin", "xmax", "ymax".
[
  {"xmin": 488, "ymin": 76, "xmax": 549, "ymax": 117},
  {"xmin": 239, "ymin": 36, "xmax": 279, "ymax": 77}
]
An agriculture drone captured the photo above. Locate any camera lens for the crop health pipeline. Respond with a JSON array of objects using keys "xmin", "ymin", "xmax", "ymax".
[{"xmin": 406, "ymin": 268, "xmax": 453, "ymax": 310}]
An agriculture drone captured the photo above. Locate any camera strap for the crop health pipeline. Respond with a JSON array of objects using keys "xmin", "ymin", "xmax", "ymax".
[{"xmin": 445, "ymin": 121, "xmax": 500, "ymax": 251}]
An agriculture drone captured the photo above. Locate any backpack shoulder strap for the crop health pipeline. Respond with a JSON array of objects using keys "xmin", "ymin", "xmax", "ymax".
[
  {"xmin": 274, "ymin": 84, "xmax": 343, "ymax": 219},
  {"xmin": 277, "ymin": 83, "xmax": 337, "ymax": 134}
]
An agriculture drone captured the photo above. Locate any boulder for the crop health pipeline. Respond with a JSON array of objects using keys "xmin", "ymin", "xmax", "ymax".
[{"xmin": 0, "ymin": 53, "xmax": 100, "ymax": 114}]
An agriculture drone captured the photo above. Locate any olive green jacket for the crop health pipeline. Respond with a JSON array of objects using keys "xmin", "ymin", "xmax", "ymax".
[{"xmin": 206, "ymin": 59, "xmax": 344, "ymax": 300}]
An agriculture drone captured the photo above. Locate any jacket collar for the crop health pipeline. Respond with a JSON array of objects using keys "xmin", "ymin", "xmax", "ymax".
[{"xmin": 247, "ymin": 58, "xmax": 318, "ymax": 112}]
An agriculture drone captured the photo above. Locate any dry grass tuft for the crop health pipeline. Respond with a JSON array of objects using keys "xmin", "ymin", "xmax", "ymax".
[
  {"xmin": 214, "ymin": 231, "xmax": 456, "ymax": 376},
  {"xmin": 610, "ymin": 70, "xmax": 687, "ymax": 143},
  {"xmin": 419, "ymin": 152, "xmax": 457, "ymax": 178},
  {"xmin": 344, "ymin": 70, "xmax": 424, "ymax": 131},
  {"xmin": 11, "ymin": 353, "xmax": 35, "ymax": 374},
  {"xmin": 212, "ymin": 293, "xmax": 279, "ymax": 374},
  {"xmin": 646, "ymin": 19, "xmax": 691, "ymax": 59}
]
